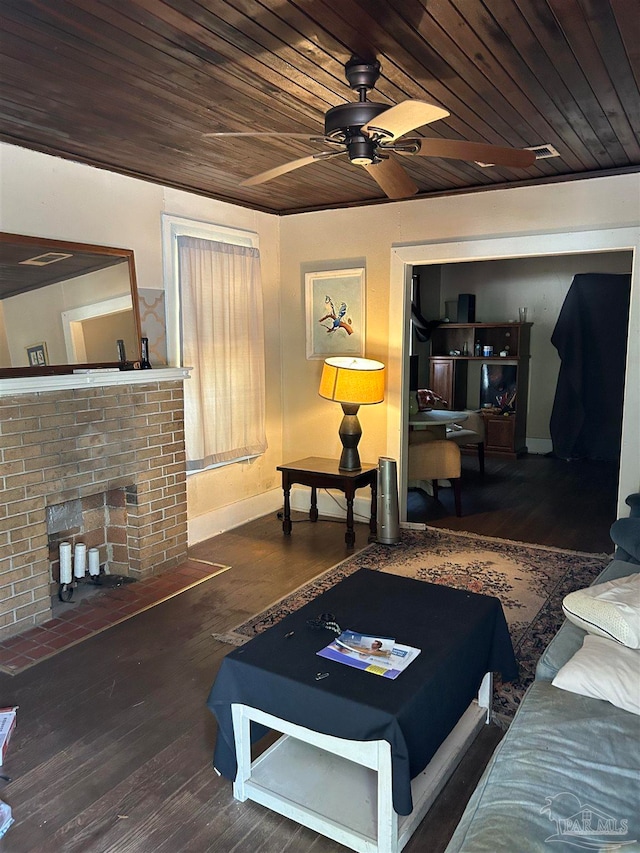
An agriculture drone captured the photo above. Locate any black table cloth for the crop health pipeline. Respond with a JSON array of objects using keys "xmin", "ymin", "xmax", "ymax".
[{"xmin": 207, "ymin": 568, "xmax": 517, "ymax": 815}]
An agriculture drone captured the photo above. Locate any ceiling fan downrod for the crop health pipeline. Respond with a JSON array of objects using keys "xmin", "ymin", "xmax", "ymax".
[{"xmin": 324, "ymin": 57, "xmax": 388, "ymax": 163}]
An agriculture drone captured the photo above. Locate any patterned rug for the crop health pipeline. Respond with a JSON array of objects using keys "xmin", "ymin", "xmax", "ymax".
[{"xmin": 213, "ymin": 528, "xmax": 609, "ymax": 723}]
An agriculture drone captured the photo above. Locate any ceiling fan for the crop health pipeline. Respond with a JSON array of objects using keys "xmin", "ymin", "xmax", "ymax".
[{"xmin": 205, "ymin": 57, "xmax": 536, "ymax": 199}]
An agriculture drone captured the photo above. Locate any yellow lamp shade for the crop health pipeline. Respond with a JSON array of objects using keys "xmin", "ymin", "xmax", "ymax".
[{"xmin": 318, "ymin": 357, "xmax": 385, "ymax": 405}]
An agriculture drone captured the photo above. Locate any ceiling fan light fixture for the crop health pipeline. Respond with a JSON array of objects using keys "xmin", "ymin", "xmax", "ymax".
[{"xmin": 348, "ymin": 138, "xmax": 376, "ymax": 166}]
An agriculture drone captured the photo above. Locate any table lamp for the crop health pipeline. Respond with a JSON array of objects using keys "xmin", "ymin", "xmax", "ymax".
[{"xmin": 318, "ymin": 356, "xmax": 385, "ymax": 471}]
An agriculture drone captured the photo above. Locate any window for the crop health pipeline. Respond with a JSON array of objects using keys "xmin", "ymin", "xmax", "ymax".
[{"xmin": 162, "ymin": 215, "xmax": 267, "ymax": 471}]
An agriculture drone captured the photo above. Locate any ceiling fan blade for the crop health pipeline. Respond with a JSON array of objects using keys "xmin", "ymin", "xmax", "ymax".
[
  {"xmin": 362, "ymin": 157, "xmax": 418, "ymax": 199},
  {"xmin": 241, "ymin": 151, "xmax": 345, "ymax": 187},
  {"xmin": 362, "ymin": 101, "xmax": 449, "ymax": 142},
  {"xmin": 400, "ymin": 138, "xmax": 536, "ymax": 168}
]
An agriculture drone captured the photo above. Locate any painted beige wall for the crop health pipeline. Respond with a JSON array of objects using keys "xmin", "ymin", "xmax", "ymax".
[
  {"xmin": 0, "ymin": 302, "xmax": 10, "ymax": 365},
  {"xmin": 0, "ymin": 143, "xmax": 283, "ymax": 534},
  {"xmin": 279, "ymin": 203, "xmax": 399, "ymax": 468},
  {"xmin": 279, "ymin": 176, "xmax": 640, "ymax": 506},
  {"xmin": 2, "ymin": 142, "xmax": 638, "ymax": 528}
]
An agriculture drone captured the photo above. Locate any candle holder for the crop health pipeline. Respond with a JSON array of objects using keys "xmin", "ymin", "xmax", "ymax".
[
  {"xmin": 88, "ymin": 548, "xmax": 102, "ymax": 585},
  {"xmin": 57, "ymin": 542, "xmax": 104, "ymax": 601},
  {"xmin": 58, "ymin": 541, "xmax": 74, "ymax": 602},
  {"xmin": 58, "ymin": 582, "xmax": 74, "ymax": 602}
]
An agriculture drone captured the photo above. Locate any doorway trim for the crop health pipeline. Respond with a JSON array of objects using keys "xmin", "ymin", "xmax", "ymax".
[{"xmin": 389, "ymin": 226, "xmax": 639, "ymax": 520}]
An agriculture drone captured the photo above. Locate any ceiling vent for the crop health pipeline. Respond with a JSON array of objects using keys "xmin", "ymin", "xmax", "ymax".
[
  {"xmin": 526, "ymin": 144, "xmax": 561, "ymax": 159},
  {"xmin": 19, "ymin": 252, "xmax": 74, "ymax": 266}
]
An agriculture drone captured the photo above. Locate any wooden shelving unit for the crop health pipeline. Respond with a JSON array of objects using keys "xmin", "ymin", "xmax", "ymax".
[{"xmin": 428, "ymin": 323, "xmax": 532, "ymax": 457}]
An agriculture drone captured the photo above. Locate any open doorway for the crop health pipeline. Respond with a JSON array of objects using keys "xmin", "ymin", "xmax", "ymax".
[
  {"xmin": 389, "ymin": 227, "xmax": 639, "ymax": 547},
  {"xmin": 406, "ymin": 252, "xmax": 632, "ymax": 549},
  {"xmin": 412, "ymin": 252, "xmax": 632, "ymax": 448}
]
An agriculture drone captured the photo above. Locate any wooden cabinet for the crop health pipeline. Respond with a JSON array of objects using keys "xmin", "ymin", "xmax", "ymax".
[
  {"xmin": 428, "ymin": 323, "xmax": 531, "ymax": 457},
  {"xmin": 429, "ymin": 357, "xmax": 467, "ymax": 410},
  {"xmin": 481, "ymin": 412, "xmax": 518, "ymax": 456}
]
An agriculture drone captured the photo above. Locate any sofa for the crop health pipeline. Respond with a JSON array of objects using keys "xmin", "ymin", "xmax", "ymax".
[{"xmin": 445, "ymin": 494, "xmax": 640, "ymax": 852}]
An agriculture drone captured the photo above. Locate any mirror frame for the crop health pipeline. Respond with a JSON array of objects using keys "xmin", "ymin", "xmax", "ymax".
[{"xmin": 0, "ymin": 232, "xmax": 142, "ymax": 378}]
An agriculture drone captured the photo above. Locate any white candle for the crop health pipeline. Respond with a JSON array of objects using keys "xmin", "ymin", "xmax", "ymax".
[
  {"xmin": 74, "ymin": 543, "xmax": 87, "ymax": 578},
  {"xmin": 88, "ymin": 548, "xmax": 100, "ymax": 577},
  {"xmin": 59, "ymin": 542, "xmax": 72, "ymax": 584}
]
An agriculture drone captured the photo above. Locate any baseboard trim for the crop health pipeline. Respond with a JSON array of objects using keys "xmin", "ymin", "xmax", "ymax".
[
  {"xmin": 188, "ymin": 488, "xmax": 282, "ymax": 545},
  {"xmin": 188, "ymin": 483, "xmax": 376, "ymax": 545},
  {"xmin": 526, "ymin": 438, "xmax": 553, "ymax": 455},
  {"xmin": 290, "ymin": 484, "xmax": 373, "ymax": 524}
]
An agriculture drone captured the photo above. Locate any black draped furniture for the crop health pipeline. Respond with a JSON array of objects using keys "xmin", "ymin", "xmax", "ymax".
[
  {"xmin": 207, "ymin": 569, "xmax": 517, "ymax": 853},
  {"xmin": 550, "ymin": 272, "xmax": 631, "ymax": 462}
]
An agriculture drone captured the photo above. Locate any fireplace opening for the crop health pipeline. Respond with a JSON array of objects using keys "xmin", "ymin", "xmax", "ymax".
[{"xmin": 47, "ymin": 489, "xmax": 134, "ymax": 606}]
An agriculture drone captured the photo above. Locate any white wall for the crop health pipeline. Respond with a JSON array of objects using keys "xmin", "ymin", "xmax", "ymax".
[{"xmin": 0, "ymin": 143, "xmax": 283, "ymax": 541}]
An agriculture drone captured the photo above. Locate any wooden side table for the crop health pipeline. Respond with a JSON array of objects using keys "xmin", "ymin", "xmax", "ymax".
[{"xmin": 276, "ymin": 456, "xmax": 377, "ymax": 547}]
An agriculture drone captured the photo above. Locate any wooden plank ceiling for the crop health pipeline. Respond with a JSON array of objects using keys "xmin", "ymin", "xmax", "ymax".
[
  {"xmin": 0, "ymin": 235, "xmax": 127, "ymax": 298},
  {"xmin": 0, "ymin": 0, "xmax": 638, "ymax": 215}
]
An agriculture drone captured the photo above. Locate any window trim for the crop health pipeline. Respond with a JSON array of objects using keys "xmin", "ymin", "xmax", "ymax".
[
  {"xmin": 161, "ymin": 214, "xmax": 262, "ymax": 471},
  {"xmin": 161, "ymin": 213, "xmax": 259, "ymax": 367}
]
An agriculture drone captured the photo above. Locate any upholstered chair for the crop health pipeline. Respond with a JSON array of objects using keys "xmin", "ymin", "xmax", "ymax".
[{"xmin": 408, "ymin": 437, "xmax": 462, "ymax": 516}]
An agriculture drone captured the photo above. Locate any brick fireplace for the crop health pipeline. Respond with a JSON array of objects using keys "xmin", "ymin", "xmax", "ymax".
[{"xmin": 0, "ymin": 372, "xmax": 189, "ymax": 641}]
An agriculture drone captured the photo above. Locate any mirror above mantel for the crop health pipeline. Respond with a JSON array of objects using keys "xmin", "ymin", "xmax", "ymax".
[{"xmin": 0, "ymin": 232, "xmax": 142, "ymax": 377}]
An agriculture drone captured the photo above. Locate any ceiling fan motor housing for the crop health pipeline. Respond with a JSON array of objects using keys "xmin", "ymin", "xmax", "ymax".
[
  {"xmin": 324, "ymin": 101, "xmax": 389, "ymax": 139},
  {"xmin": 324, "ymin": 102, "xmax": 391, "ymax": 164}
]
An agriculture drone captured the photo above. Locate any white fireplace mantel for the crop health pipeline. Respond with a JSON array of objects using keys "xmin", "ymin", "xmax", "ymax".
[{"xmin": 0, "ymin": 367, "xmax": 191, "ymax": 396}]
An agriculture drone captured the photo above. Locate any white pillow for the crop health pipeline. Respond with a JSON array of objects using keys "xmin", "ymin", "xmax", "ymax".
[
  {"xmin": 552, "ymin": 634, "xmax": 640, "ymax": 715},
  {"xmin": 562, "ymin": 573, "xmax": 640, "ymax": 648}
]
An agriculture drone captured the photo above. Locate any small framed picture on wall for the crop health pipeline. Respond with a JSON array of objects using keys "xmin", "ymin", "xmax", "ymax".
[
  {"xmin": 305, "ymin": 268, "xmax": 365, "ymax": 360},
  {"xmin": 26, "ymin": 342, "xmax": 48, "ymax": 367}
]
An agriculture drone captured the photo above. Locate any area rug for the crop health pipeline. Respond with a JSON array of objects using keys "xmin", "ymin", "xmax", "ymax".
[{"xmin": 212, "ymin": 528, "xmax": 610, "ymax": 723}]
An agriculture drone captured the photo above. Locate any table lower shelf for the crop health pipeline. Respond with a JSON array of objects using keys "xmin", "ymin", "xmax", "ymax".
[{"xmin": 232, "ymin": 693, "xmax": 490, "ymax": 853}]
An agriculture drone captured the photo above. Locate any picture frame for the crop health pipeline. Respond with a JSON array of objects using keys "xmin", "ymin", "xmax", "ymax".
[
  {"xmin": 305, "ymin": 268, "xmax": 365, "ymax": 360},
  {"xmin": 26, "ymin": 342, "xmax": 48, "ymax": 367}
]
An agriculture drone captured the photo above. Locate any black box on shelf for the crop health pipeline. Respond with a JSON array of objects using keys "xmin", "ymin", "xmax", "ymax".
[{"xmin": 457, "ymin": 294, "xmax": 476, "ymax": 323}]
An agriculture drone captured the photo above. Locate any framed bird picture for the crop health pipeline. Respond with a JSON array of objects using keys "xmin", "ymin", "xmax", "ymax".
[{"xmin": 305, "ymin": 268, "xmax": 365, "ymax": 360}]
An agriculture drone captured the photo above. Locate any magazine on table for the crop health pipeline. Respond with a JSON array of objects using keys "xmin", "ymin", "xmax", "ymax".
[{"xmin": 317, "ymin": 629, "xmax": 420, "ymax": 679}]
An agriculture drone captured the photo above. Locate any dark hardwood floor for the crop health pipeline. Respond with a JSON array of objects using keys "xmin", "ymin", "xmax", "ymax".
[
  {"xmin": 0, "ymin": 455, "xmax": 619, "ymax": 852},
  {"xmin": 408, "ymin": 453, "xmax": 619, "ymax": 553}
]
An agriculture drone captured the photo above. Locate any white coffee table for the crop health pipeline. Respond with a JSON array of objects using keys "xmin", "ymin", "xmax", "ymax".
[{"xmin": 231, "ymin": 673, "xmax": 492, "ymax": 853}]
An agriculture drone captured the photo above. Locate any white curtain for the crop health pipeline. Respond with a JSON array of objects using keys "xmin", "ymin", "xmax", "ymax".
[{"xmin": 177, "ymin": 235, "xmax": 267, "ymax": 471}]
